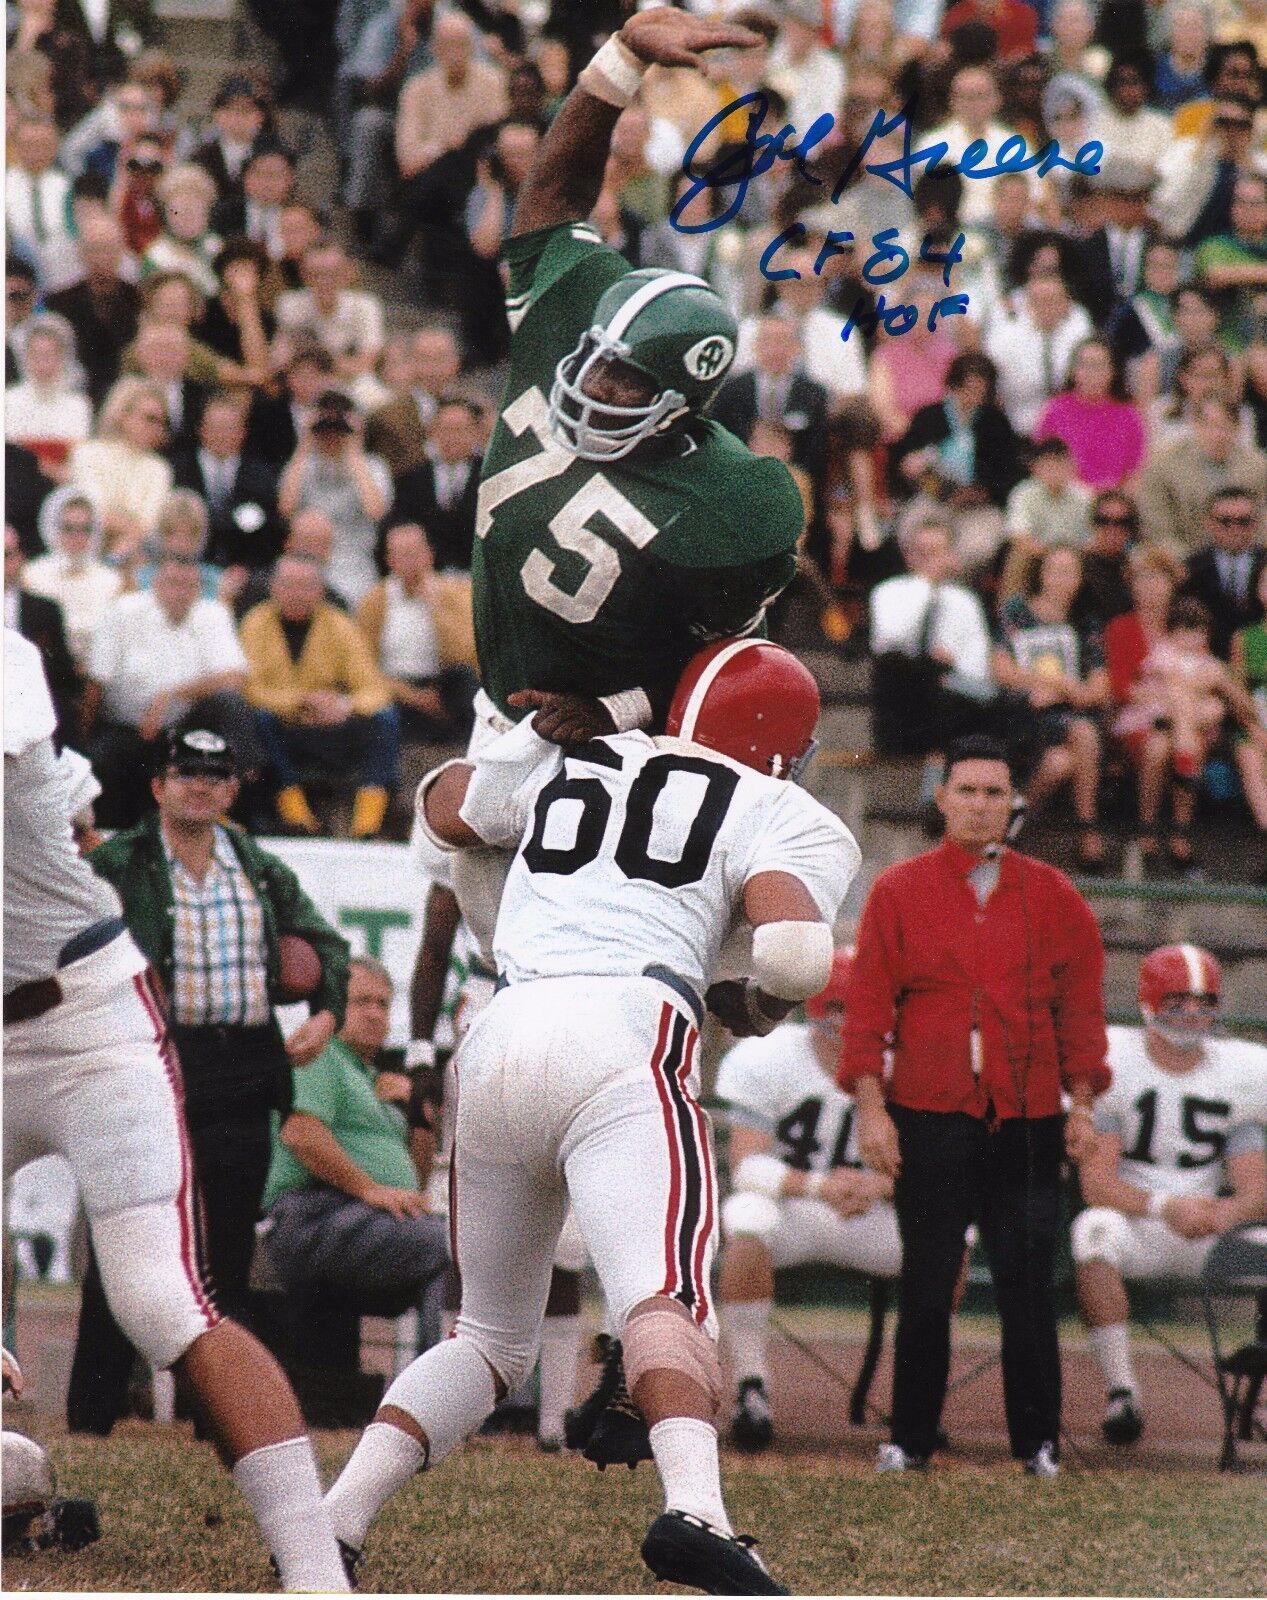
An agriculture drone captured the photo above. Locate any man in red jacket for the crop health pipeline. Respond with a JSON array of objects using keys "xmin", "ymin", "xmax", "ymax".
[{"xmin": 841, "ymin": 735, "xmax": 1109, "ymax": 1476}]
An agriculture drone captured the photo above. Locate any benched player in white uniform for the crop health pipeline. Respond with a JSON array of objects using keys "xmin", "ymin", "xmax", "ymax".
[
  {"xmin": 325, "ymin": 639, "xmax": 860, "ymax": 1596},
  {"xmin": 716, "ymin": 948, "xmax": 899, "ymax": 1452},
  {"xmin": 2, "ymin": 631, "xmax": 349, "ymax": 1592},
  {"xmin": 1072, "ymin": 944, "xmax": 1267, "ymax": 1446}
]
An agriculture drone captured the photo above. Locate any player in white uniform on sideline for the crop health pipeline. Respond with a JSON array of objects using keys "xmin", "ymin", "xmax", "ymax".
[
  {"xmin": 1, "ymin": 631, "xmax": 349, "ymax": 1592},
  {"xmin": 716, "ymin": 948, "xmax": 900, "ymax": 1452},
  {"xmin": 325, "ymin": 639, "xmax": 860, "ymax": 1595},
  {"xmin": 1072, "ymin": 943, "xmax": 1267, "ymax": 1446}
]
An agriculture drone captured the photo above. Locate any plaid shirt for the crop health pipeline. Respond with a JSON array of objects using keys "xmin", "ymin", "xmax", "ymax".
[{"xmin": 166, "ymin": 826, "xmax": 271, "ymax": 1027}]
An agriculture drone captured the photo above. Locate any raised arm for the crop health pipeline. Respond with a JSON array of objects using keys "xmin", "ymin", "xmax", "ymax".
[{"xmin": 511, "ymin": 9, "xmax": 760, "ymax": 239}]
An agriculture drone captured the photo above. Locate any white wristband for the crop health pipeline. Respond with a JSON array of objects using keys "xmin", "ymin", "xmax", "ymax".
[
  {"xmin": 1146, "ymin": 1192, "xmax": 1169, "ymax": 1221},
  {"xmin": 804, "ymin": 1172, "xmax": 825, "ymax": 1199},
  {"xmin": 404, "ymin": 1039, "xmax": 436, "ymax": 1071},
  {"xmin": 599, "ymin": 686, "xmax": 653, "ymax": 733},
  {"xmin": 733, "ymin": 1152, "xmax": 790, "ymax": 1201},
  {"xmin": 578, "ymin": 34, "xmax": 648, "ymax": 108}
]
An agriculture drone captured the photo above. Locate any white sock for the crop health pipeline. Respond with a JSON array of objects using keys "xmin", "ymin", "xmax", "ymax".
[
  {"xmin": 649, "ymin": 1417, "xmax": 732, "ymax": 1535},
  {"xmin": 232, "ymin": 1437, "xmax": 349, "ymax": 1592},
  {"xmin": 722, "ymin": 1299, "xmax": 771, "ymax": 1388},
  {"xmin": 537, "ymin": 1314, "xmax": 582, "ymax": 1440},
  {"xmin": 1088, "ymin": 1323, "xmax": 1137, "ymax": 1397},
  {"xmin": 325, "ymin": 1421, "xmax": 426, "ymax": 1552}
]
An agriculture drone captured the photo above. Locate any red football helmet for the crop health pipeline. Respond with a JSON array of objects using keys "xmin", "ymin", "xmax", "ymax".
[
  {"xmin": 804, "ymin": 946, "xmax": 854, "ymax": 1021},
  {"xmin": 666, "ymin": 639, "xmax": 820, "ymax": 780},
  {"xmin": 1138, "ymin": 943, "xmax": 1221, "ymax": 1044}
]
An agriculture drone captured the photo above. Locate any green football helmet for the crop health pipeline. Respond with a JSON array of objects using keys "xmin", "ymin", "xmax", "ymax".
[{"xmin": 549, "ymin": 269, "xmax": 738, "ymax": 462}]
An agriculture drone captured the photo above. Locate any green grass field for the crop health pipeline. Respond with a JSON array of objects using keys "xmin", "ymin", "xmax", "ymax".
[{"xmin": 4, "ymin": 1424, "xmax": 1265, "ymax": 1595}]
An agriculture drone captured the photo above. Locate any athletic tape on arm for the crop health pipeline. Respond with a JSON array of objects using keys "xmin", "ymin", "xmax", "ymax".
[{"xmin": 751, "ymin": 921, "xmax": 834, "ymax": 1002}]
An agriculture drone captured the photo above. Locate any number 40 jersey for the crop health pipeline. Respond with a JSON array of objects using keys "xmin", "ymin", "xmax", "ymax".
[
  {"xmin": 473, "ymin": 221, "xmax": 804, "ymax": 723},
  {"xmin": 455, "ymin": 720, "xmax": 860, "ymax": 1001},
  {"xmin": 1097, "ymin": 1026, "xmax": 1267, "ymax": 1200}
]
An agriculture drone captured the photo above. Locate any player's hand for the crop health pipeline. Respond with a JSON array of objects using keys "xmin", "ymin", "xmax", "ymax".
[
  {"xmin": 508, "ymin": 689, "xmax": 616, "ymax": 746},
  {"xmin": 618, "ymin": 8, "xmax": 764, "ymax": 70},
  {"xmin": 705, "ymin": 979, "xmax": 756, "ymax": 1036},
  {"xmin": 361, "ymin": 1183, "xmax": 428, "ymax": 1219},
  {"xmin": 817, "ymin": 1169, "xmax": 874, "ymax": 1219},
  {"xmin": 1064, "ymin": 1107, "xmax": 1098, "ymax": 1163},
  {"xmin": 375, "ymin": 1070, "xmax": 413, "ymax": 1106},
  {"xmin": 286, "ymin": 1008, "xmax": 337, "ymax": 1067},
  {"xmin": 2, "ymin": 1348, "xmax": 24, "ymax": 1399},
  {"xmin": 857, "ymin": 1105, "xmax": 901, "ymax": 1181},
  {"xmin": 1161, "ymin": 1195, "xmax": 1221, "ymax": 1239}
]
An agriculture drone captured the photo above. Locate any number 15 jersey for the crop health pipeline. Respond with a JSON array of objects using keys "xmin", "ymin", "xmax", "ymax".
[
  {"xmin": 455, "ymin": 719, "xmax": 860, "ymax": 999},
  {"xmin": 474, "ymin": 222, "xmax": 804, "ymax": 722}
]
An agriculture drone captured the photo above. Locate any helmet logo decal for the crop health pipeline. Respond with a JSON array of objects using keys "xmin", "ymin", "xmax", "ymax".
[{"xmin": 684, "ymin": 335, "xmax": 734, "ymax": 382}]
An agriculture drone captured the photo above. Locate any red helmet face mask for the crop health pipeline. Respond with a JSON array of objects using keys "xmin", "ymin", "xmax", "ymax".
[
  {"xmin": 666, "ymin": 639, "xmax": 821, "ymax": 781},
  {"xmin": 805, "ymin": 946, "xmax": 853, "ymax": 1027},
  {"xmin": 1138, "ymin": 943, "xmax": 1222, "ymax": 1047}
]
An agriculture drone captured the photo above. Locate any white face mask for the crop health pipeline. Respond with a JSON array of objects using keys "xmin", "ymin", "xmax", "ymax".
[{"xmin": 1145, "ymin": 999, "xmax": 1218, "ymax": 1048}]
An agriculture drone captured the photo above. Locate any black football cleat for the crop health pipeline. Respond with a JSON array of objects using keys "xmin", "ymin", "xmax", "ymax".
[
  {"xmin": 1102, "ymin": 1388, "xmax": 1144, "ymax": 1447},
  {"xmin": 564, "ymin": 1333, "xmax": 620, "ymax": 1449},
  {"xmin": 641, "ymin": 1510, "xmax": 789, "ymax": 1595},
  {"xmin": 729, "ymin": 1377, "xmax": 774, "ymax": 1452},
  {"xmin": 565, "ymin": 1335, "xmax": 653, "ymax": 1469}
]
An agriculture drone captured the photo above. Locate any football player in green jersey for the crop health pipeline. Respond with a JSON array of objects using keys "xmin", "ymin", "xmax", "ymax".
[{"xmin": 471, "ymin": 5, "xmax": 805, "ymax": 751}]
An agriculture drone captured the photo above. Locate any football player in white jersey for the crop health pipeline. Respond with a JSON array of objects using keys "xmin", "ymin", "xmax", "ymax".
[
  {"xmin": 325, "ymin": 639, "xmax": 860, "ymax": 1596},
  {"xmin": 1072, "ymin": 944, "xmax": 1267, "ymax": 1445},
  {"xmin": 716, "ymin": 947, "xmax": 899, "ymax": 1451}
]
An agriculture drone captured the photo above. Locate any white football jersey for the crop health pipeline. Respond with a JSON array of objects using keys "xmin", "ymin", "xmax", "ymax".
[
  {"xmin": 716, "ymin": 1024, "xmax": 864, "ymax": 1173},
  {"xmin": 457, "ymin": 721, "xmax": 860, "ymax": 997},
  {"xmin": 1096, "ymin": 1026, "xmax": 1267, "ymax": 1198}
]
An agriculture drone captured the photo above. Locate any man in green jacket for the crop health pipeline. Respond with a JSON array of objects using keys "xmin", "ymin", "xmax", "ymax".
[{"xmin": 67, "ymin": 726, "xmax": 350, "ymax": 1436}]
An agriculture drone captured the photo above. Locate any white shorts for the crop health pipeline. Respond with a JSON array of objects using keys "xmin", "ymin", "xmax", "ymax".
[
  {"xmin": 3, "ymin": 933, "xmax": 220, "ymax": 1366},
  {"xmin": 721, "ymin": 1192, "xmax": 902, "ymax": 1279},
  {"xmin": 1070, "ymin": 1207, "xmax": 1216, "ymax": 1281},
  {"xmin": 450, "ymin": 975, "xmax": 718, "ymax": 1373}
]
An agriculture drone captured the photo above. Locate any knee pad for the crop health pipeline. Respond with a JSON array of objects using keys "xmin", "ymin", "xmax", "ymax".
[
  {"xmin": 451, "ymin": 1313, "xmax": 539, "ymax": 1398},
  {"xmin": 1071, "ymin": 1207, "xmax": 1130, "ymax": 1271},
  {"xmin": 91, "ymin": 1203, "xmax": 219, "ymax": 1370},
  {"xmin": 623, "ymin": 1299, "xmax": 722, "ymax": 1414},
  {"xmin": 721, "ymin": 1192, "xmax": 780, "ymax": 1249},
  {"xmin": 382, "ymin": 1337, "xmax": 499, "ymax": 1468}
]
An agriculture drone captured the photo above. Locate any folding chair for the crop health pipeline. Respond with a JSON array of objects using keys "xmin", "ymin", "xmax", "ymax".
[{"xmin": 1199, "ymin": 1226, "xmax": 1267, "ymax": 1472}]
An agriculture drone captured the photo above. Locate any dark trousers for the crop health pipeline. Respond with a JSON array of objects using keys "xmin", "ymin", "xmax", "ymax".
[
  {"xmin": 890, "ymin": 1106, "xmax": 1064, "ymax": 1462},
  {"xmin": 253, "ymin": 706, "xmax": 401, "ymax": 793},
  {"xmin": 398, "ymin": 667, "xmax": 478, "ymax": 744}
]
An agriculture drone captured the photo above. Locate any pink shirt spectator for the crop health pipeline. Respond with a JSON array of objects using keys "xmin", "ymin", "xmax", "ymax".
[{"xmin": 1033, "ymin": 394, "xmax": 1146, "ymax": 490}]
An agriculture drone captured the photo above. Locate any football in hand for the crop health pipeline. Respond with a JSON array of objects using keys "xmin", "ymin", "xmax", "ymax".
[{"xmin": 276, "ymin": 935, "xmax": 322, "ymax": 1003}]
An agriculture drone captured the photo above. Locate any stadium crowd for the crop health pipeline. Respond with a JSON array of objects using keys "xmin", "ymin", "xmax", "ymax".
[{"xmin": 6, "ymin": 0, "xmax": 1267, "ymax": 870}]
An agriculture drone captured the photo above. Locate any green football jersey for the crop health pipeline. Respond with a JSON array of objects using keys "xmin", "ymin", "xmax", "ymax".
[{"xmin": 472, "ymin": 220, "xmax": 803, "ymax": 722}]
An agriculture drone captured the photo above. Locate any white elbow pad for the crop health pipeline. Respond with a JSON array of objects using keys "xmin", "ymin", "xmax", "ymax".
[
  {"xmin": 411, "ymin": 760, "xmax": 471, "ymax": 860},
  {"xmin": 751, "ymin": 921, "xmax": 834, "ymax": 1003},
  {"xmin": 733, "ymin": 1152, "xmax": 790, "ymax": 1201}
]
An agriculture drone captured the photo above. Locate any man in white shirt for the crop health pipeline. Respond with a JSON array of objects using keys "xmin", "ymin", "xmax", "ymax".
[
  {"xmin": 985, "ymin": 274, "xmax": 1094, "ymax": 435},
  {"xmin": 926, "ymin": 67, "xmax": 1037, "ymax": 228},
  {"xmin": 84, "ymin": 555, "xmax": 255, "ymax": 825},
  {"xmin": 766, "ymin": 3, "xmax": 846, "ymax": 136},
  {"xmin": 275, "ymin": 238, "xmax": 385, "ymax": 395},
  {"xmin": 870, "ymin": 518, "xmax": 997, "ymax": 760},
  {"xmin": 5, "ymin": 113, "xmax": 82, "ymax": 295},
  {"xmin": 735, "ymin": 245, "xmax": 868, "ymax": 408}
]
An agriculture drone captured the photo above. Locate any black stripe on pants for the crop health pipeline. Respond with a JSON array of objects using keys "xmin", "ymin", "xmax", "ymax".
[{"xmin": 890, "ymin": 1107, "xmax": 1064, "ymax": 1462}]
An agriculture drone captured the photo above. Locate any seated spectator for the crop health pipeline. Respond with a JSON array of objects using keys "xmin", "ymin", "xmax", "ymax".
[
  {"xmin": 1077, "ymin": 159, "xmax": 1155, "ymax": 329},
  {"xmin": 274, "ymin": 237, "xmax": 385, "ymax": 398},
  {"xmin": 262, "ymin": 957, "xmax": 449, "ymax": 1354},
  {"xmin": 1000, "ymin": 438, "xmax": 1094, "ymax": 601},
  {"xmin": 170, "ymin": 388, "xmax": 281, "ymax": 570},
  {"xmin": 5, "ymin": 110, "xmax": 82, "ymax": 295},
  {"xmin": 364, "ymin": 326, "xmax": 462, "ymax": 480},
  {"xmin": 210, "ymin": 138, "xmax": 297, "ymax": 259},
  {"xmin": 1153, "ymin": 4, "xmax": 1212, "ymax": 111},
  {"xmin": 1094, "ymin": 55, "xmax": 1172, "ymax": 172},
  {"xmin": 1145, "ymin": 394, "xmax": 1267, "ymax": 554},
  {"xmin": 1033, "ymin": 337, "xmax": 1147, "ymax": 493},
  {"xmin": 1174, "ymin": 41, "xmax": 1263, "ymax": 142},
  {"xmin": 867, "ymin": 270, "xmax": 959, "ymax": 444},
  {"xmin": 111, "ymin": 129, "xmax": 168, "ymax": 255},
  {"xmin": 240, "ymin": 553, "xmax": 400, "ymax": 838},
  {"xmin": 68, "ymin": 376, "xmax": 174, "ymax": 562},
  {"xmin": 712, "ymin": 315, "xmax": 829, "ymax": 488},
  {"xmin": 869, "ymin": 518, "xmax": 997, "ymax": 764},
  {"xmin": 1181, "ymin": 485, "xmax": 1267, "ymax": 659},
  {"xmin": 1146, "ymin": 345, "xmax": 1254, "ymax": 456},
  {"xmin": 994, "ymin": 543, "xmax": 1110, "ymax": 869},
  {"xmin": 1154, "ymin": 94, "xmax": 1258, "ymax": 250},
  {"xmin": 357, "ymin": 521, "xmax": 478, "ymax": 744},
  {"xmin": 140, "ymin": 163, "xmax": 222, "ymax": 298},
  {"xmin": 893, "ymin": 352, "xmax": 1024, "ymax": 575},
  {"xmin": 927, "ymin": 65, "xmax": 1031, "ymax": 227},
  {"xmin": 6, "ymin": 255, "xmax": 40, "ymax": 383},
  {"xmin": 193, "ymin": 238, "xmax": 275, "ymax": 385},
  {"xmin": 986, "ymin": 274, "xmax": 1095, "ymax": 437},
  {"xmin": 1231, "ymin": 563, "xmax": 1267, "ymax": 837},
  {"xmin": 132, "ymin": 489, "xmax": 222, "ymax": 599},
  {"xmin": 735, "ymin": 245, "xmax": 869, "ymax": 414},
  {"xmin": 44, "ymin": 213, "xmax": 141, "ymax": 408},
  {"xmin": 84, "ymin": 553, "xmax": 254, "ymax": 827},
  {"xmin": 5, "ymin": 438, "xmax": 55, "ymax": 558},
  {"xmin": 7, "ymin": 0, "xmax": 102, "ymax": 130},
  {"xmin": 192, "ymin": 74, "xmax": 270, "ymax": 203},
  {"xmin": 4, "ymin": 522, "xmax": 82, "ymax": 743},
  {"xmin": 228, "ymin": 508, "xmax": 346, "ymax": 620},
  {"xmin": 273, "ymin": 198, "xmax": 323, "ymax": 292},
  {"xmin": 392, "ymin": 395, "xmax": 484, "ymax": 573},
  {"xmin": 22, "ymin": 485, "xmax": 122, "ymax": 667},
  {"xmin": 1107, "ymin": 240, "xmax": 1181, "ymax": 376},
  {"xmin": 247, "ymin": 337, "xmax": 334, "ymax": 466},
  {"xmin": 277, "ymin": 388, "xmax": 392, "ymax": 606},
  {"xmin": 1195, "ymin": 171, "xmax": 1267, "ymax": 350},
  {"xmin": 132, "ymin": 268, "xmax": 266, "ymax": 395},
  {"xmin": 1077, "ymin": 491, "xmax": 1139, "ymax": 629},
  {"xmin": 4, "ymin": 313, "xmax": 93, "ymax": 476},
  {"xmin": 461, "ymin": 119, "xmax": 542, "ymax": 363},
  {"xmin": 1104, "ymin": 544, "xmax": 1182, "ymax": 728}
]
